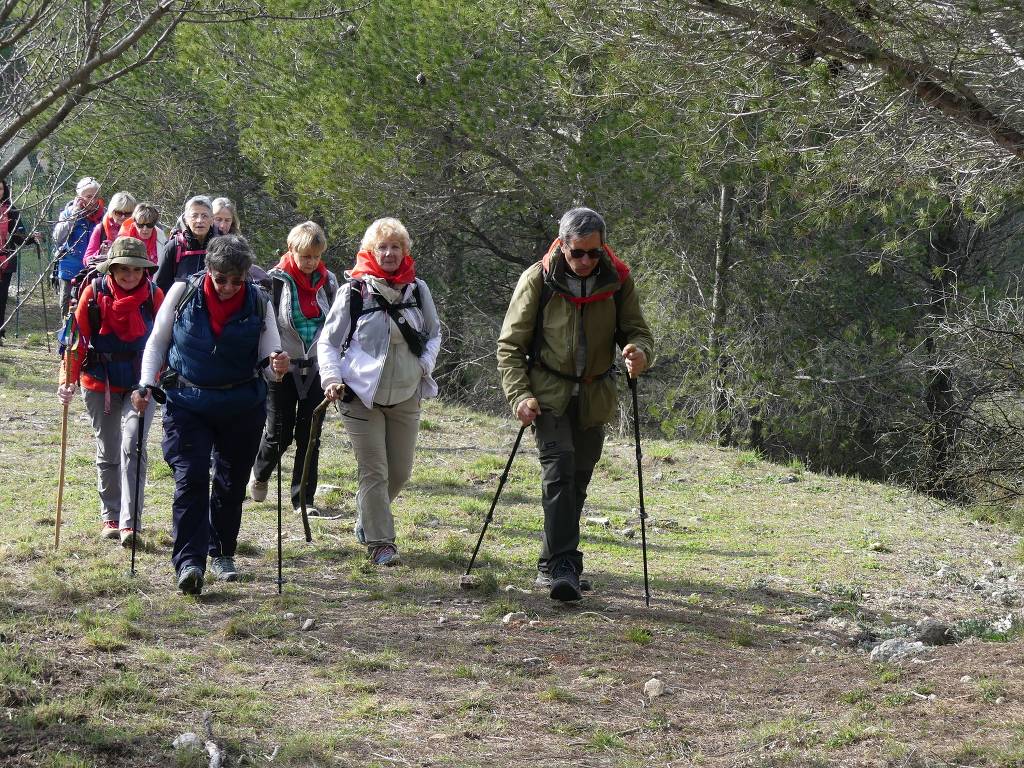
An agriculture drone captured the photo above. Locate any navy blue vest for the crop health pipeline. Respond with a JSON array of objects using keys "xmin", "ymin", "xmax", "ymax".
[
  {"xmin": 166, "ymin": 279, "xmax": 267, "ymax": 416},
  {"xmin": 82, "ymin": 277, "xmax": 155, "ymax": 389}
]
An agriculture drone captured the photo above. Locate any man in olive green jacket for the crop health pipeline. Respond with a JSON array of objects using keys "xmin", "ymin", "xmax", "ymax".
[{"xmin": 497, "ymin": 207, "xmax": 654, "ymax": 601}]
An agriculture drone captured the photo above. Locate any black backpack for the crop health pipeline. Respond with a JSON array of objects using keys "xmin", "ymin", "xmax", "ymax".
[{"xmin": 342, "ymin": 278, "xmax": 426, "ymax": 356}]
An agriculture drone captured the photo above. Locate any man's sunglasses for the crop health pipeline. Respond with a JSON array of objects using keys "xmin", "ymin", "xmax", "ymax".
[{"xmin": 566, "ymin": 247, "xmax": 604, "ymax": 261}]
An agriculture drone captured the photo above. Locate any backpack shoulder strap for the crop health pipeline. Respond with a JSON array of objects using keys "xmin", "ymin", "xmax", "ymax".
[
  {"xmin": 528, "ymin": 265, "xmax": 553, "ymax": 369},
  {"xmin": 272, "ymin": 274, "xmax": 284, "ymax": 309},
  {"xmin": 252, "ymin": 283, "xmax": 268, "ymax": 323},
  {"xmin": 86, "ymin": 275, "xmax": 104, "ymax": 338},
  {"xmin": 343, "ymin": 279, "xmax": 364, "ymax": 351},
  {"xmin": 173, "ymin": 274, "xmax": 202, "ymax": 321}
]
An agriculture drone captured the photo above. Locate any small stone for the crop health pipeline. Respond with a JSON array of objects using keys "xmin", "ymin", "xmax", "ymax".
[
  {"xmin": 427, "ymin": 733, "xmax": 447, "ymax": 740},
  {"xmin": 585, "ymin": 516, "xmax": 611, "ymax": 527},
  {"xmin": 429, "ymin": 598, "xmax": 442, "ymax": 605},
  {"xmin": 620, "ymin": 527, "xmax": 636, "ymax": 539},
  {"xmin": 437, "ymin": 616, "xmax": 447, "ymax": 625},
  {"xmin": 960, "ymin": 675, "xmax": 973, "ymax": 683},
  {"xmin": 996, "ymin": 696, "xmax": 1006, "ymax": 704},
  {"xmin": 522, "ymin": 656, "xmax": 543, "ymax": 665},
  {"xmin": 779, "ymin": 474, "xmax": 799, "ymax": 484},
  {"xmin": 528, "ymin": 620, "xmax": 542, "ymax": 627},
  {"xmin": 300, "ymin": 618, "xmax": 316, "ymax": 632},
  {"xmin": 283, "ymin": 612, "xmax": 296, "ymax": 620},
  {"xmin": 868, "ymin": 541, "xmax": 888, "ymax": 553},
  {"xmin": 643, "ymin": 678, "xmax": 666, "ymax": 699},
  {"xmin": 502, "ymin": 612, "xmax": 528, "ymax": 625},
  {"xmin": 504, "ymin": 585, "xmax": 529, "ymax": 594},
  {"xmin": 459, "ymin": 575, "xmax": 480, "ymax": 590}
]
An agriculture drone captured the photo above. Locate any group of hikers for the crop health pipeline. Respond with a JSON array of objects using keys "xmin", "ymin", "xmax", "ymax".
[{"xmin": 1, "ymin": 174, "xmax": 654, "ymax": 603}]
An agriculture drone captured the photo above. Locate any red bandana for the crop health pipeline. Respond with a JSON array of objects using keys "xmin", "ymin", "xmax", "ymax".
[
  {"xmin": 275, "ymin": 252, "xmax": 328, "ymax": 319},
  {"xmin": 97, "ymin": 275, "xmax": 151, "ymax": 342},
  {"xmin": 540, "ymin": 238, "xmax": 631, "ymax": 305},
  {"xmin": 202, "ymin": 272, "xmax": 247, "ymax": 338},
  {"xmin": 349, "ymin": 249, "xmax": 417, "ymax": 286},
  {"xmin": 118, "ymin": 218, "xmax": 158, "ymax": 263}
]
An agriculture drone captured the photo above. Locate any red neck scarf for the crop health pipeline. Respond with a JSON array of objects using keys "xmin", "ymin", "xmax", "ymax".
[
  {"xmin": 202, "ymin": 272, "xmax": 247, "ymax": 338},
  {"xmin": 349, "ymin": 249, "xmax": 417, "ymax": 286},
  {"xmin": 276, "ymin": 252, "xmax": 328, "ymax": 319},
  {"xmin": 118, "ymin": 218, "xmax": 158, "ymax": 262},
  {"xmin": 540, "ymin": 238, "xmax": 631, "ymax": 305},
  {"xmin": 97, "ymin": 275, "xmax": 151, "ymax": 342}
]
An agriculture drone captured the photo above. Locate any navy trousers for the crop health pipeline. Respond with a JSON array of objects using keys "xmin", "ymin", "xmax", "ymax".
[{"xmin": 162, "ymin": 400, "xmax": 266, "ymax": 573}]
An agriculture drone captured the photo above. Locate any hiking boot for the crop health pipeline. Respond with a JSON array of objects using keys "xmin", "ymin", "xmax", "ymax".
[
  {"xmin": 295, "ymin": 506, "xmax": 321, "ymax": 518},
  {"xmin": 549, "ymin": 559, "xmax": 583, "ymax": 602},
  {"xmin": 119, "ymin": 528, "xmax": 139, "ymax": 548},
  {"xmin": 535, "ymin": 570, "xmax": 592, "ymax": 592},
  {"xmin": 100, "ymin": 520, "xmax": 119, "ymax": 540},
  {"xmin": 247, "ymin": 472, "xmax": 268, "ymax": 502},
  {"xmin": 369, "ymin": 544, "xmax": 400, "ymax": 566},
  {"xmin": 209, "ymin": 556, "xmax": 239, "ymax": 582},
  {"xmin": 176, "ymin": 565, "xmax": 204, "ymax": 595}
]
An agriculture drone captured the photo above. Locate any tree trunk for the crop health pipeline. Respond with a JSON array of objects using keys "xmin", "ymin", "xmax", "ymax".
[{"xmin": 709, "ymin": 181, "xmax": 735, "ymax": 446}]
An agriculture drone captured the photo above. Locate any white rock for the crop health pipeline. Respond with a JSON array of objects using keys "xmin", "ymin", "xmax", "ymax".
[
  {"xmin": 528, "ymin": 620, "xmax": 542, "ymax": 627},
  {"xmin": 996, "ymin": 696, "xmax": 1006, "ymax": 704},
  {"xmin": 585, "ymin": 516, "xmax": 610, "ymax": 527},
  {"xmin": 173, "ymin": 732, "xmax": 203, "ymax": 750},
  {"xmin": 869, "ymin": 638, "xmax": 927, "ymax": 663},
  {"xmin": 644, "ymin": 678, "xmax": 666, "ymax": 699},
  {"xmin": 504, "ymin": 585, "xmax": 530, "ymax": 594},
  {"xmin": 960, "ymin": 675, "xmax": 973, "ymax": 683},
  {"xmin": 502, "ymin": 611, "xmax": 528, "ymax": 625},
  {"xmin": 437, "ymin": 616, "xmax": 447, "ymax": 625},
  {"xmin": 300, "ymin": 618, "xmax": 316, "ymax": 632},
  {"xmin": 283, "ymin": 612, "xmax": 296, "ymax": 620},
  {"xmin": 522, "ymin": 657, "xmax": 543, "ymax": 665}
]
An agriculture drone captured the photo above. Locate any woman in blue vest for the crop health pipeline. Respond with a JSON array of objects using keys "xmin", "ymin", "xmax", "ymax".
[
  {"xmin": 135, "ymin": 234, "xmax": 289, "ymax": 595},
  {"xmin": 56, "ymin": 237, "xmax": 163, "ymax": 545}
]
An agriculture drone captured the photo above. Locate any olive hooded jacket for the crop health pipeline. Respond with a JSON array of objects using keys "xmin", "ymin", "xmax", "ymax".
[{"xmin": 496, "ymin": 241, "xmax": 655, "ymax": 429}]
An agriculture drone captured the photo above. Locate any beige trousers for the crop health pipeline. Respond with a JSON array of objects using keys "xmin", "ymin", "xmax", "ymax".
[{"xmin": 340, "ymin": 393, "xmax": 420, "ymax": 547}]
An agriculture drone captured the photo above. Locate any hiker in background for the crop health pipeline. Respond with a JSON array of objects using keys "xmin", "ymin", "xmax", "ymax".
[
  {"xmin": 318, "ymin": 217, "xmax": 441, "ymax": 567},
  {"xmin": 53, "ymin": 176, "xmax": 104, "ymax": 317},
  {"xmin": 249, "ymin": 222, "xmax": 338, "ymax": 517},
  {"xmin": 83, "ymin": 191, "xmax": 137, "ymax": 266},
  {"xmin": 212, "ymin": 197, "xmax": 241, "ymax": 235},
  {"xmin": 0, "ymin": 176, "xmax": 42, "ymax": 344},
  {"xmin": 154, "ymin": 195, "xmax": 217, "ymax": 293},
  {"xmin": 56, "ymin": 237, "xmax": 163, "ymax": 546},
  {"xmin": 118, "ymin": 203, "xmax": 166, "ymax": 264},
  {"xmin": 496, "ymin": 207, "xmax": 654, "ymax": 602},
  {"xmin": 135, "ymin": 234, "xmax": 289, "ymax": 595}
]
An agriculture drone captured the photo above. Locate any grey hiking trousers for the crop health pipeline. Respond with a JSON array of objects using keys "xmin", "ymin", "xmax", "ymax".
[
  {"xmin": 340, "ymin": 394, "xmax": 420, "ymax": 547},
  {"xmin": 82, "ymin": 388, "xmax": 155, "ymax": 530}
]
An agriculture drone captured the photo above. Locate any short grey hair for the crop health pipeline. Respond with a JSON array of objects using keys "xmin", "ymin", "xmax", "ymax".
[
  {"xmin": 558, "ymin": 207, "xmax": 606, "ymax": 244},
  {"xmin": 205, "ymin": 234, "xmax": 253, "ymax": 275},
  {"xmin": 183, "ymin": 194, "xmax": 214, "ymax": 214}
]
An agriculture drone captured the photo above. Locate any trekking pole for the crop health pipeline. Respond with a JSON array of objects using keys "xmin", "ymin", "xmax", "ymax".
[
  {"xmin": 13, "ymin": 247, "xmax": 21, "ymax": 337},
  {"xmin": 129, "ymin": 397, "xmax": 146, "ymax": 576},
  {"xmin": 628, "ymin": 376, "xmax": 651, "ymax": 607},
  {"xmin": 464, "ymin": 423, "xmax": 528, "ymax": 577},
  {"xmin": 298, "ymin": 396, "xmax": 331, "ymax": 543},
  {"xmin": 0, "ymin": 247, "xmax": 60, "ymax": 338},
  {"xmin": 35, "ymin": 242, "xmax": 50, "ymax": 351},
  {"xmin": 54, "ymin": 317, "xmax": 77, "ymax": 549},
  {"xmin": 274, "ymin": 350, "xmax": 284, "ymax": 595}
]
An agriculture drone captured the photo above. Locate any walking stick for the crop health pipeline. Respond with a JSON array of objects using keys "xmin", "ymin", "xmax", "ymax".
[
  {"xmin": 130, "ymin": 403, "xmax": 145, "ymax": 576},
  {"xmin": 13, "ymin": 247, "xmax": 20, "ymax": 337},
  {"xmin": 464, "ymin": 423, "xmax": 528, "ymax": 577},
  {"xmin": 54, "ymin": 316, "xmax": 78, "ymax": 549},
  {"xmin": 628, "ymin": 376, "xmax": 651, "ymax": 607},
  {"xmin": 274, "ymin": 351, "xmax": 284, "ymax": 595},
  {"xmin": 298, "ymin": 396, "xmax": 330, "ymax": 543}
]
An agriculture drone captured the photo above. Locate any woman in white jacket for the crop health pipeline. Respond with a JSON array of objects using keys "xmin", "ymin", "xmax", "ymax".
[{"xmin": 317, "ymin": 218, "xmax": 441, "ymax": 566}]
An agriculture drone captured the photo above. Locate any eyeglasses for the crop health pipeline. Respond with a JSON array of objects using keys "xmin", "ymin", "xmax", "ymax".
[
  {"xmin": 112, "ymin": 209, "xmax": 133, "ymax": 217},
  {"xmin": 136, "ymin": 222, "xmax": 157, "ymax": 229},
  {"xmin": 210, "ymin": 273, "xmax": 245, "ymax": 287},
  {"xmin": 566, "ymin": 247, "xmax": 603, "ymax": 261}
]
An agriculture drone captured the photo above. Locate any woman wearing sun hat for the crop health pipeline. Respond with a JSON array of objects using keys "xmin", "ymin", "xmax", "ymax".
[{"xmin": 57, "ymin": 236, "xmax": 164, "ymax": 546}]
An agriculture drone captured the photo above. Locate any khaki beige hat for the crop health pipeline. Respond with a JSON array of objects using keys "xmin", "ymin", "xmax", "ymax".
[{"xmin": 97, "ymin": 236, "xmax": 155, "ymax": 272}]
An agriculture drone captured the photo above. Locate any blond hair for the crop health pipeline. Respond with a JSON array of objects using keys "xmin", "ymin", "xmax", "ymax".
[
  {"xmin": 108, "ymin": 191, "xmax": 137, "ymax": 215},
  {"xmin": 360, "ymin": 217, "xmax": 411, "ymax": 255},
  {"xmin": 287, "ymin": 221, "xmax": 327, "ymax": 254}
]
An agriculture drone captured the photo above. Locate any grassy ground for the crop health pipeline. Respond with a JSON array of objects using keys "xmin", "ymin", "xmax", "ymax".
[{"xmin": 1, "ymin": 338, "xmax": 1023, "ymax": 767}]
